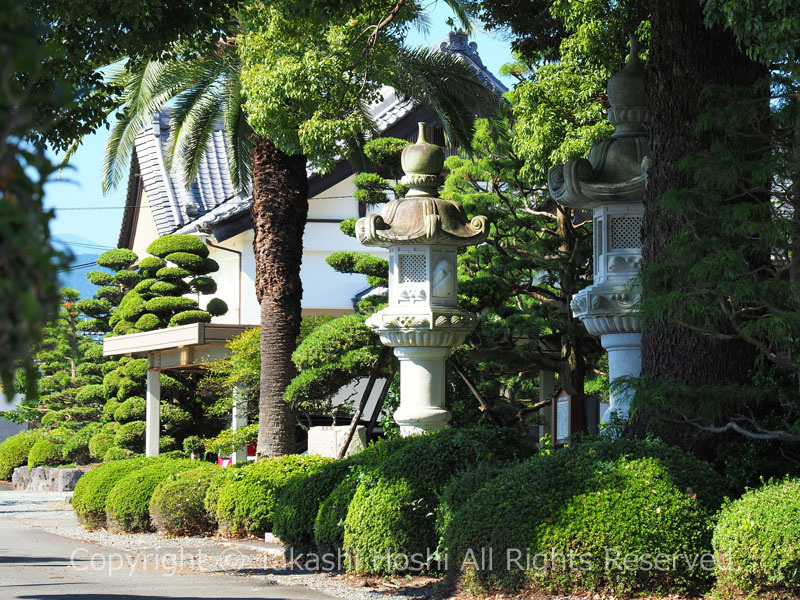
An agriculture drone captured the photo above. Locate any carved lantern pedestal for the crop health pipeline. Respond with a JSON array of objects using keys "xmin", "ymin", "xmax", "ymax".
[
  {"xmin": 548, "ymin": 40, "xmax": 649, "ymax": 422},
  {"xmin": 356, "ymin": 123, "xmax": 488, "ymax": 435}
]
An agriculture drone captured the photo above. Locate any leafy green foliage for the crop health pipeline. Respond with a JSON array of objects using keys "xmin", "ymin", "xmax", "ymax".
[
  {"xmin": 215, "ymin": 454, "xmax": 331, "ymax": 537},
  {"xmin": 205, "ymin": 298, "xmax": 228, "ymax": 316},
  {"xmin": 88, "ymin": 432, "xmax": 115, "ymax": 461},
  {"xmin": 72, "ymin": 458, "xmax": 148, "ymax": 529},
  {"xmin": 146, "ymin": 234, "xmax": 210, "ymax": 259},
  {"xmin": 441, "ymin": 438, "xmax": 724, "ymax": 595},
  {"xmin": 169, "ymin": 310, "xmax": 212, "ymax": 327},
  {"xmin": 105, "ymin": 458, "xmax": 198, "ymax": 532},
  {"xmin": 0, "ymin": 430, "xmax": 42, "ymax": 479},
  {"xmin": 61, "ymin": 422, "xmax": 101, "ymax": 464},
  {"xmin": 713, "ymin": 478, "xmax": 800, "ymax": 595},
  {"xmin": 96, "ymin": 248, "xmax": 138, "ymax": 271},
  {"xmin": 27, "ymin": 439, "xmax": 63, "ymax": 469},
  {"xmin": 114, "ymin": 421, "xmax": 146, "ymax": 450},
  {"xmin": 114, "ymin": 397, "xmax": 146, "ymax": 423},
  {"xmin": 149, "ymin": 464, "xmax": 221, "ymax": 535}
]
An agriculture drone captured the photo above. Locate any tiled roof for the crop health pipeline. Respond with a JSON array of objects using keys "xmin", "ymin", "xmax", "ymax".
[{"xmin": 121, "ymin": 31, "xmax": 506, "ymax": 242}]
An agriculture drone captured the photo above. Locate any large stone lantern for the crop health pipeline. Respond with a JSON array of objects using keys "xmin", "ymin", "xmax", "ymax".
[
  {"xmin": 356, "ymin": 123, "xmax": 488, "ymax": 435},
  {"xmin": 547, "ymin": 39, "xmax": 649, "ymax": 422}
]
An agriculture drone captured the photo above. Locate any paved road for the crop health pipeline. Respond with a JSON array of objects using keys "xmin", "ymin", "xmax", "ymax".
[{"xmin": 0, "ymin": 494, "xmax": 334, "ymax": 600}]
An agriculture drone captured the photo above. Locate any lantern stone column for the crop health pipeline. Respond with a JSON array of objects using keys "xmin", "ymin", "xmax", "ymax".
[
  {"xmin": 548, "ymin": 39, "xmax": 649, "ymax": 423},
  {"xmin": 356, "ymin": 123, "xmax": 488, "ymax": 436}
]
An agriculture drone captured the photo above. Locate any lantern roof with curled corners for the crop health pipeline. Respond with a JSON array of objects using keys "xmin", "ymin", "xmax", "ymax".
[
  {"xmin": 356, "ymin": 123, "xmax": 488, "ymax": 248},
  {"xmin": 547, "ymin": 37, "xmax": 649, "ymax": 209}
]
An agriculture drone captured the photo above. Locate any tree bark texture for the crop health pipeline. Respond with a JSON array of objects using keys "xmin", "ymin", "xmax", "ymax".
[
  {"xmin": 641, "ymin": 0, "xmax": 764, "ymax": 387},
  {"xmin": 251, "ymin": 136, "xmax": 309, "ymax": 457}
]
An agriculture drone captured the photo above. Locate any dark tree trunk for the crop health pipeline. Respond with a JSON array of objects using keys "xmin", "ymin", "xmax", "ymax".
[
  {"xmin": 251, "ymin": 136, "xmax": 309, "ymax": 457},
  {"xmin": 640, "ymin": 0, "xmax": 764, "ymax": 390}
]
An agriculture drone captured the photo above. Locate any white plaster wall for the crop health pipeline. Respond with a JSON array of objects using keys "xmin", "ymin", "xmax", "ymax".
[{"xmin": 131, "ymin": 190, "xmax": 160, "ymax": 259}]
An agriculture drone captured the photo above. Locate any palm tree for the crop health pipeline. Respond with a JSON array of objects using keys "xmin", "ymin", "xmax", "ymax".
[{"xmin": 103, "ymin": 21, "xmax": 500, "ymax": 457}]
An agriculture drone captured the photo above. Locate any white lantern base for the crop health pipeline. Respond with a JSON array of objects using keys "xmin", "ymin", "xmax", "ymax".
[
  {"xmin": 600, "ymin": 332, "xmax": 642, "ymax": 423},
  {"xmin": 392, "ymin": 346, "xmax": 452, "ymax": 436}
]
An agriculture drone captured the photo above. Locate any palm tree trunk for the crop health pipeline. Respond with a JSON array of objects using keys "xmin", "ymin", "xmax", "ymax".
[{"xmin": 251, "ymin": 136, "xmax": 308, "ymax": 457}]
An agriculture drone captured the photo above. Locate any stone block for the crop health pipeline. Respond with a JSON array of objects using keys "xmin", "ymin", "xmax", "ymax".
[
  {"xmin": 56, "ymin": 469, "xmax": 84, "ymax": 492},
  {"xmin": 307, "ymin": 426, "xmax": 367, "ymax": 458},
  {"xmin": 11, "ymin": 466, "xmax": 29, "ymax": 490}
]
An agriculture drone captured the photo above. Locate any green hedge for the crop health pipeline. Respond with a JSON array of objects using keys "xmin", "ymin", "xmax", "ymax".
[
  {"xmin": 203, "ymin": 465, "xmax": 244, "ymax": 518},
  {"xmin": 440, "ymin": 437, "xmax": 726, "ymax": 596},
  {"xmin": 0, "ymin": 430, "xmax": 42, "ymax": 479},
  {"xmin": 713, "ymin": 478, "xmax": 800, "ymax": 595},
  {"xmin": 149, "ymin": 464, "xmax": 220, "ymax": 535},
  {"xmin": 72, "ymin": 458, "xmax": 149, "ymax": 528},
  {"xmin": 28, "ymin": 439, "xmax": 62, "ymax": 469},
  {"xmin": 216, "ymin": 455, "xmax": 331, "ymax": 537},
  {"xmin": 273, "ymin": 459, "xmax": 353, "ymax": 555},
  {"xmin": 106, "ymin": 458, "xmax": 198, "ymax": 532},
  {"xmin": 341, "ymin": 427, "xmax": 529, "ymax": 574}
]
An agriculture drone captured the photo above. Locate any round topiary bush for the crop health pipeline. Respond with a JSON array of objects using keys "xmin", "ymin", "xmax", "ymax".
[
  {"xmin": 117, "ymin": 291, "xmax": 147, "ymax": 321},
  {"xmin": 203, "ymin": 464, "xmax": 244, "ymax": 518},
  {"xmin": 137, "ymin": 256, "xmax": 166, "ymax": 277},
  {"xmin": 86, "ymin": 269, "xmax": 113, "ymax": 286},
  {"xmin": 0, "ymin": 430, "xmax": 42, "ymax": 479},
  {"xmin": 150, "ymin": 280, "xmax": 188, "ymax": 296},
  {"xmin": 190, "ymin": 276, "xmax": 217, "ymax": 294},
  {"xmin": 149, "ymin": 464, "xmax": 221, "ymax": 535},
  {"xmin": 113, "ymin": 269, "xmax": 142, "ymax": 288},
  {"xmin": 75, "ymin": 298, "xmax": 112, "ymax": 317},
  {"xmin": 122, "ymin": 358, "xmax": 148, "ymax": 380},
  {"xmin": 216, "ymin": 454, "xmax": 331, "ymax": 537},
  {"xmin": 96, "ymin": 248, "xmax": 138, "ymax": 270},
  {"xmin": 164, "ymin": 251, "xmax": 204, "ymax": 271},
  {"xmin": 115, "ymin": 421, "xmax": 146, "ymax": 450},
  {"xmin": 28, "ymin": 439, "xmax": 63, "ymax": 469},
  {"xmin": 75, "ymin": 384, "xmax": 105, "ymax": 406},
  {"xmin": 103, "ymin": 446, "xmax": 134, "ymax": 461},
  {"xmin": 72, "ymin": 458, "xmax": 149, "ymax": 528},
  {"xmin": 114, "ymin": 397, "xmax": 146, "ymax": 423},
  {"xmin": 713, "ymin": 478, "xmax": 800, "ymax": 595},
  {"xmin": 440, "ymin": 437, "xmax": 726, "ymax": 596},
  {"xmin": 106, "ymin": 458, "xmax": 198, "ymax": 532},
  {"xmin": 147, "ymin": 234, "xmax": 209, "ymax": 259},
  {"xmin": 206, "ymin": 298, "xmax": 228, "ymax": 316},
  {"xmin": 135, "ymin": 313, "xmax": 161, "ymax": 331},
  {"xmin": 340, "ymin": 427, "xmax": 530, "ymax": 574},
  {"xmin": 88, "ymin": 433, "xmax": 115, "ymax": 461}
]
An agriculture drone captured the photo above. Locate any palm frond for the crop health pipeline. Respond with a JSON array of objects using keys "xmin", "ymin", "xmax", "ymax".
[
  {"xmin": 225, "ymin": 74, "xmax": 255, "ymax": 193},
  {"xmin": 442, "ymin": 0, "xmax": 474, "ymax": 33},
  {"xmin": 386, "ymin": 46, "xmax": 504, "ymax": 152}
]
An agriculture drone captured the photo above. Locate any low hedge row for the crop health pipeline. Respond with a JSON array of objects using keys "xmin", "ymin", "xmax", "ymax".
[
  {"xmin": 150, "ymin": 464, "xmax": 221, "ymax": 535},
  {"xmin": 0, "ymin": 430, "xmax": 42, "ymax": 479}
]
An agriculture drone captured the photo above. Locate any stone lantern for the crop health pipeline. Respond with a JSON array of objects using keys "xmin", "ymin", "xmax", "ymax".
[
  {"xmin": 547, "ymin": 39, "xmax": 648, "ymax": 422},
  {"xmin": 356, "ymin": 123, "xmax": 488, "ymax": 435}
]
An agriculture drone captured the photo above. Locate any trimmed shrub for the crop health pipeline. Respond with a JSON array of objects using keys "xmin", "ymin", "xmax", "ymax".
[
  {"xmin": 170, "ymin": 310, "xmax": 211, "ymax": 327},
  {"xmin": 28, "ymin": 439, "xmax": 63, "ymax": 469},
  {"xmin": 103, "ymin": 398, "xmax": 120, "ymax": 420},
  {"xmin": 122, "ymin": 358, "xmax": 148, "ymax": 379},
  {"xmin": 145, "ymin": 296, "xmax": 198, "ymax": 315},
  {"xmin": 713, "ymin": 478, "xmax": 800, "ymax": 595},
  {"xmin": 274, "ymin": 459, "xmax": 353, "ymax": 554},
  {"xmin": 79, "ymin": 317, "xmax": 111, "ymax": 333},
  {"xmin": 97, "ymin": 248, "xmax": 138, "ymax": 270},
  {"xmin": 150, "ymin": 280, "xmax": 189, "ymax": 296},
  {"xmin": 147, "ymin": 234, "xmax": 209, "ymax": 259},
  {"xmin": 86, "ymin": 269, "xmax": 113, "ymax": 286},
  {"xmin": 203, "ymin": 465, "xmax": 244, "ymax": 518},
  {"xmin": 117, "ymin": 291, "xmax": 147, "ymax": 321},
  {"xmin": 102, "ymin": 422, "xmax": 119, "ymax": 434},
  {"xmin": 342, "ymin": 427, "xmax": 529, "ymax": 574},
  {"xmin": 149, "ymin": 464, "xmax": 221, "ymax": 535},
  {"xmin": 155, "ymin": 266, "xmax": 192, "ymax": 280},
  {"xmin": 103, "ymin": 446, "xmax": 134, "ymax": 461},
  {"xmin": 133, "ymin": 278, "xmax": 158, "ymax": 294},
  {"xmin": 202, "ymin": 257, "xmax": 219, "ymax": 273},
  {"xmin": 216, "ymin": 455, "xmax": 331, "ymax": 537},
  {"xmin": 103, "ymin": 369, "xmax": 122, "ymax": 398},
  {"xmin": 190, "ymin": 276, "xmax": 216, "ymax": 294},
  {"xmin": 440, "ymin": 437, "xmax": 725, "ymax": 596},
  {"xmin": 315, "ymin": 474, "xmax": 362, "ymax": 555},
  {"xmin": 95, "ymin": 285, "xmax": 124, "ymax": 303},
  {"xmin": 62, "ymin": 423, "xmax": 101, "ymax": 464},
  {"xmin": 40, "ymin": 411, "xmax": 63, "ymax": 428},
  {"xmin": 205, "ymin": 298, "xmax": 228, "ymax": 316},
  {"xmin": 165, "ymin": 251, "xmax": 204, "ymax": 271},
  {"xmin": 137, "ymin": 256, "xmax": 167, "ymax": 276},
  {"xmin": 135, "ymin": 313, "xmax": 161, "ymax": 331},
  {"xmin": 0, "ymin": 430, "xmax": 42, "ymax": 479},
  {"xmin": 112, "ymin": 269, "xmax": 142, "ymax": 288},
  {"xmin": 75, "ymin": 298, "xmax": 111, "ymax": 317},
  {"xmin": 75, "ymin": 384, "xmax": 105, "ymax": 406},
  {"xmin": 114, "ymin": 397, "xmax": 146, "ymax": 423},
  {"xmin": 106, "ymin": 458, "xmax": 198, "ymax": 532},
  {"xmin": 115, "ymin": 421, "xmax": 146, "ymax": 450},
  {"xmin": 88, "ymin": 433, "xmax": 115, "ymax": 461},
  {"xmin": 72, "ymin": 458, "xmax": 147, "ymax": 528},
  {"xmin": 116, "ymin": 376, "xmax": 144, "ymax": 401}
]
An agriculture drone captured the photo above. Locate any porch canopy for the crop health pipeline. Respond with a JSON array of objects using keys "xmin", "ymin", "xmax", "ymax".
[{"xmin": 103, "ymin": 323, "xmax": 253, "ymax": 457}]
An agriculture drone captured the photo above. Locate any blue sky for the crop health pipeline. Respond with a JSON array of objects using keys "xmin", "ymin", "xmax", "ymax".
[{"xmin": 44, "ymin": 6, "xmax": 515, "ymax": 250}]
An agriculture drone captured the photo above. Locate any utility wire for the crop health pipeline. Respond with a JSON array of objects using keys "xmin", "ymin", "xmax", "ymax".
[{"xmin": 52, "ymin": 195, "xmax": 359, "ymax": 211}]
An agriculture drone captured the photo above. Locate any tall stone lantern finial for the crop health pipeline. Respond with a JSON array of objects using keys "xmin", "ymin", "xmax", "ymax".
[
  {"xmin": 547, "ymin": 38, "xmax": 648, "ymax": 423},
  {"xmin": 356, "ymin": 123, "xmax": 488, "ymax": 435}
]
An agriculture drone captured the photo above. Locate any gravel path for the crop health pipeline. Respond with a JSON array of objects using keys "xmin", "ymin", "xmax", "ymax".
[{"xmin": 0, "ymin": 490, "xmax": 449, "ymax": 600}]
